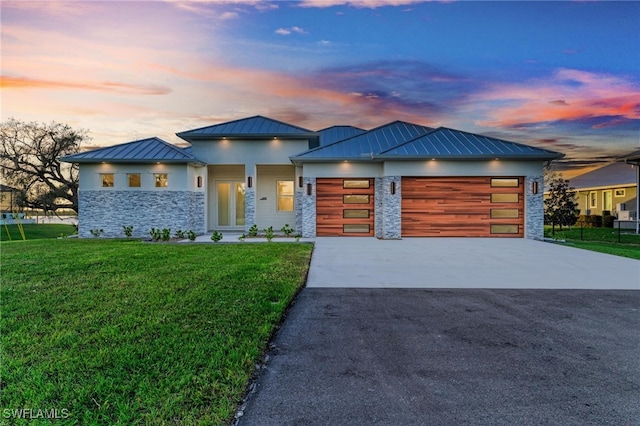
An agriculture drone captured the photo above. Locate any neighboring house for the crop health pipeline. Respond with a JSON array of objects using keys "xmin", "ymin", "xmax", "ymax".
[
  {"xmin": 623, "ymin": 150, "xmax": 640, "ymax": 233},
  {"xmin": 62, "ymin": 115, "xmax": 562, "ymax": 239},
  {"xmin": 0, "ymin": 184, "xmax": 18, "ymax": 213},
  {"xmin": 567, "ymin": 161, "xmax": 637, "ymax": 218}
]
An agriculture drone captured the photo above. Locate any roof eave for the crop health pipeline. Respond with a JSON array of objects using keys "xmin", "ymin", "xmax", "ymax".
[
  {"xmin": 375, "ymin": 153, "xmax": 565, "ymax": 161},
  {"xmin": 177, "ymin": 132, "xmax": 319, "ymax": 142},
  {"xmin": 61, "ymin": 157, "xmax": 205, "ymax": 166}
]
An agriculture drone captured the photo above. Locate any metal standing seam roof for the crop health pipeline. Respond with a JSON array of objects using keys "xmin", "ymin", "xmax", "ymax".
[
  {"xmin": 318, "ymin": 125, "xmax": 366, "ymax": 145},
  {"xmin": 377, "ymin": 127, "xmax": 564, "ymax": 161},
  {"xmin": 568, "ymin": 161, "xmax": 637, "ymax": 190},
  {"xmin": 292, "ymin": 121, "xmax": 434, "ymax": 161},
  {"xmin": 60, "ymin": 137, "xmax": 204, "ymax": 164},
  {"xmin": 176, "ymin": 115, "xmax": 318, "ymax": 141}
]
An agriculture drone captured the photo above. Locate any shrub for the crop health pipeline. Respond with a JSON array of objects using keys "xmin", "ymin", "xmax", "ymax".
[
  {"xmin": 122, "ymin": 225, "xmax": 134, "ymax": 238},
  {"xmin": 281, "ymin": 224, "xmax": 295, "ymax": 237},
  {"xmin": 89, "ymin": 229, "xmax": 104, "ymax": 238},
  {"xmin": 264, "ymin": 226, "xmax": 274, "ymax": 242},
  {"xmin": 602, "ymin": 214, "xmax": 614, "ymax": 228},
  {"xmin": 210, "ymin": 231, "xmax": 223, "ymax": 242},
  {"xmin": 576, "ymin": 215, "xmax": 602, "ymax": 228},
  {"xmin": 174, "ymin": 230, "xmax": 185, "ymax": 239},
  {"xmin": 149, "ymin": 228, "xmax": 162, "ymax": 241},
  {"xmin": 248, "ymin": 224, "xmax": 258, "ymax": 237},
  {"xmin": 186, "ymin": 230, "xmax": 197, "ymax": 241}
]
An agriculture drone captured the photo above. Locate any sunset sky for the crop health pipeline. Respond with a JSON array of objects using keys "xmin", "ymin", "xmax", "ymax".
[{"xmin": 1, "ymin": 0, "xmax": 639, "ymax": 172}]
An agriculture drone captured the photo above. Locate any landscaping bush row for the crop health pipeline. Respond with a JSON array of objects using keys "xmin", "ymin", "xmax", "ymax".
[{"xmin": 575, "ymin": 214, "xmax": 615, "ymax": 228}]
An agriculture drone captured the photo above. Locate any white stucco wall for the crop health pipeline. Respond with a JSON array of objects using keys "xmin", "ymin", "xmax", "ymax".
[
  {"xmin": 79, "ymin": 163, "xmax": 204, "ymax": 191},
  {"xmin": 191, "ymin": 138, "xmax": 310, "ymax": 165}
]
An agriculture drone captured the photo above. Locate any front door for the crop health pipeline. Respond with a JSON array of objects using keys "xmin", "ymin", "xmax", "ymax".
[{"xmin": 216, "ymin": 181, "xmax": 245, "ymax": 228}]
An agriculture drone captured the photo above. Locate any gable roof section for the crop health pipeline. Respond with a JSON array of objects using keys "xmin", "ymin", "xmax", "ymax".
[
  {"xmin": 318, "ymin": 125, "xmax": 366, "ymax": 145},
  {"xmin": 61, "ymin": 137, "xmax": 204, "ymax": 164},
  {"xmin": 569, "ymin": 161, "xmax": 636, "ymax": 190},
  {"xmin": 292, "ymin": 121, "xmax": 433, "ymax": 161},
  {"xmin": 176, "ymin": 115, "xmax": 318, "ymax": 143},
  {"xmin": 378, "ymin": 127, "xmax": 563, "ymax": 161}
]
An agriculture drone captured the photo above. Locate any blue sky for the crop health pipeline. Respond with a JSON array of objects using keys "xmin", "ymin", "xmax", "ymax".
[{"xmin": 2, "ymin": 0, "xmax": 639, "ymax": 173}]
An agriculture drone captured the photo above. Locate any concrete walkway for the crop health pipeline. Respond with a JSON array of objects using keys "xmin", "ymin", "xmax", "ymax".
[{"xmin": 307, "ymin": 238, "xmax": 640, "ymax": 290}]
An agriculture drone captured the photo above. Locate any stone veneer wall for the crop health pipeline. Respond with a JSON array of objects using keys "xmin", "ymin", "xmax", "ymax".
[
  {"xmin": 79, "ymin": 190, "xmax": 205, "ymax": 238},
  {"xmin": 301, "ymin": 177, "xmax": 316, "ymax": 238},
  {"xmin": 524, "ymin": 175, "xmax": 544, "ymax": 240},
  {"xmin": 295, "ymin": 184, "xmax": 303, "ymax": 234},
  {"xmin": 244, "ymin": 186, "xmax": 256, "ymax": 233},
  {"xmin": 379, "ymin": 176, "xmax": 402, "ymax": 239}
]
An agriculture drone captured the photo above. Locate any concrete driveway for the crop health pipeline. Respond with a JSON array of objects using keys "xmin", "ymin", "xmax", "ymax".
[
  {"xmin": 307, "ymin": 238, "xmax": 639, "ymax": 289},
  {"xmin": 235, "ymin": 238, "xmax": 639, "ymax": 425}
]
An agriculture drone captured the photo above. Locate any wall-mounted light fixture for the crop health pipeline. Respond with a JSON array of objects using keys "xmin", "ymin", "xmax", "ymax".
[
  {"xmin": 532, "ymin": 181, "xmax": 538, "ymax": 194},
  {"xmin": 298, "ymin": 176, "xmax": 303, "ymax": 188},
  {"xmin": 197, "ymin": 176, "xmax": 203, "ymax": 188},
  {"xmin": 390, "ymin": 181, "xmax": 396, "ymax": 195},
  {"xmin": 247, "ymin": 176, "xmax": 253, "ymax": 188},
  {"xmin": 306, "ymin": 183, "xmax": 312, "ymax": 196}
]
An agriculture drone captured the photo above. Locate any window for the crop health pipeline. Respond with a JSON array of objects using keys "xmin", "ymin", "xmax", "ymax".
[
  {"xmin": 491, "ymin": 178, "xmax": 519, "ymax": 187},
  {"xmin": 128, "ymin": 173, "xmax": 141, "ymax": 187},
  {"xmin": 277, "ymin": 180, "xmax": 294, "ymax": 211},
  {"xmin": 343, "ymin": 195, "xmax": 370, "ymax": 204},
  {"xmin": 100, "ymin": 173, "xmax": 114, "ymax": 187},
  {"xmin": 614, "ymin": 189, "xmax": 625, "ymax": 197},
  {"xmin": 490, "ymin": 224, "xmax": 519, "ymax": 234},
  {"xmin": 343, "ymin": 224, "xmax": 370, "ymax": 233},
  {"xmin": 343, "ymin": 180, "xmax": 370, "ymax": 189},
  {"xmin": 490, "ymin": 209, "xmax": 519, "ymax": 219},
  {"xmin": 589, "ymin": 192, "xmax": 597, "ymax": 209},
  {"xmin": 491, "ymin": 193, "xmax": 519, "ymax": 203},
  {"xmin": 154, "ymin": 173, "xmax": 168, "ymax": 188},
  {"xmin": 343, "ymin": 209, "xmax": 370, "ymax": 218}
]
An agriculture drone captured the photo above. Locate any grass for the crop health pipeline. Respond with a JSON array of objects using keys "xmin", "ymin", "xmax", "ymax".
[
  {"xmin": 0, "ymin": 239, "xmax": 313, "ymax": 425},
  {"xmin": 0, "ymin": 224, "xmax": 76, "ymax": 241},
  {"xmin": 544, "ymin": 226, "xmax": 640, "ymax": 260}
]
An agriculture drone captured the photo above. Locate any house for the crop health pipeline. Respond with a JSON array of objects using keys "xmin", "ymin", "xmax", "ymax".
[
  {"xmin": 0, "ymin": 184, "xmax": 18, "ymax": 213},
  {"xmin": 61, "ymin": 115, "xmax": 563, "ymax": 239},
  {"xmin": 567, "ymin": 160, "xmax": 638, "ymax": 219},
  {"xmin": 623, "ymin": 150, "xmax": 640, "ymax": 233}
]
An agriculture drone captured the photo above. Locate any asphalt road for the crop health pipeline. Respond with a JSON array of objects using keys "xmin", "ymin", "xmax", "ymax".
[{"xmin": 236, "ymin": 289, "xmax": 640, "ymax": 426}]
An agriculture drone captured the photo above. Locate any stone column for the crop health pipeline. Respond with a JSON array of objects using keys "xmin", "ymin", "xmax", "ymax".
[
  {"xmin": 377, "ymin": 176, "xmax": 402, "ymax": 239},
  {"xmin": 301, "ymin": 177, "xmax": 316, "ymax": 238},
  {"xmin": 294, "ymin": 166, "xmax": 303, "ymax": 234},
  {"xmin": 245, "ymin": 163, "xmax": 256, "ymax": 232},
  {"xmin": 524, "ymin": 175, "xmax": 544, "ymax": 240}
]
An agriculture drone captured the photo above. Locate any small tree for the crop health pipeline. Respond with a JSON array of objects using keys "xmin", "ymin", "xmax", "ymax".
[
  {"xmin": 544, "ymin": 168, "xmax": 579, "ymax": 230},
  {"xmin": 0, "ymin": 118, "xmax": 88, "ymax": 214}
]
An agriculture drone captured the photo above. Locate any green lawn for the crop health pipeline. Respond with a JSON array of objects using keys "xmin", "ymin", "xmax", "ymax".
[
  {"xmin": 544, "ymin": 226, "xmax": 640, "ymax": 260},
  {"xmin": 1, "ymin": 223, "xmax": 76, "ymax": 241},
  {"xmin": 0, "ymin": 240, "xmax": 313, "ymax": 425}
]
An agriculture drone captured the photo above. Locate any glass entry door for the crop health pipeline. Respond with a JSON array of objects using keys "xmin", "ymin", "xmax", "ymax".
[{"xmin": 217, "ymin": 181, "xmax": 245, "ymax": 227}]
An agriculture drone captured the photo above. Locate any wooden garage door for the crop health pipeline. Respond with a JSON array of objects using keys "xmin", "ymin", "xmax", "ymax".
[
  {"xmin": 402, "ymin": 177, "xmax": 524, "ymax": 237},
  {"xmin": 316, "ymin": 178, "xmax": 375, "ymax": 236}
]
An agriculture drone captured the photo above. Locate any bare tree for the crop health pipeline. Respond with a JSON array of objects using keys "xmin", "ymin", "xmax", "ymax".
[{"xmin": 0, "ymin": 118, "xmax": 88, "ymax": 214}]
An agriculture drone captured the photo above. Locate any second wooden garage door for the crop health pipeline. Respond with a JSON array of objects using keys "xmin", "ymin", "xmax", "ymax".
[
  {"xmin": 402, "ymin": 177, "xmax": 524, "ymax": 237},
  {"xmin": 316, "ymin": 178, "xmax": 375, "ymax": 236}
]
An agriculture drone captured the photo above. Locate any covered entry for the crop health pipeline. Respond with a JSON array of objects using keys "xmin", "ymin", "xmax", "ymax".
[
  {"xmin": 401, "ymin": 177, "xmax": 524, "ymax": 237},
  {"xmin": 316, "ymin": 178, "xmax": 375, "ymax": 236}
]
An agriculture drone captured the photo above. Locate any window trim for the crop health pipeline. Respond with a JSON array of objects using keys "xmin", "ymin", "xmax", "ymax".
[
  {"xmin": 614, "ymin": 189, "xmax": 625, "ymax": 197},
  {"xmin": 589, "ymin": 191, "xmax": 597, "ymax": 209}
]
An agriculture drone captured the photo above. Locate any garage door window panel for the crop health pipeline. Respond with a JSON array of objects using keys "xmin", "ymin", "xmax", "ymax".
[
  {"xmin": 491, "ymin": 178, "xmax": 519, "ymax": 188},
  {"xmin": 491, "ymin": 193, "xmax": 519, "ymax": 203},
  {"xmin": 344, "ymin": 209, "xmax": 370, "ymax": 218},
  {"xmin": 343, "ymin": 224, "xmax": 370, "ymax": 233},
  {"xmin": 343, "ymin": 195, "xmax": 370, "ymax": 204},
  {"xmin": 343, "ymin": 180, "xmax": 370, "ymax": 189}
]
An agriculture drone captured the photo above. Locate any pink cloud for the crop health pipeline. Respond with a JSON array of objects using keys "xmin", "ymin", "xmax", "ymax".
[
  {"xmin": 1, "ymin": 76, "xmax": 171, "ymax": 95},
  {"xmin": 475, "ymin": 69, "xmax": 640, "ymax": 128}
]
